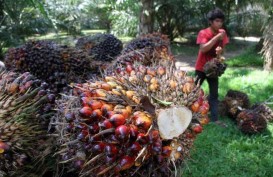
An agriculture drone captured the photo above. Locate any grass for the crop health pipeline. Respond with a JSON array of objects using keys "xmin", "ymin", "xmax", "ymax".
[
  {"xmin": 182, "ymin": 51, "xmax": 273, "ymax": 177},
  {"xmin": 225, "ymin": 47, "xmax": 264, "ymax": 68}
]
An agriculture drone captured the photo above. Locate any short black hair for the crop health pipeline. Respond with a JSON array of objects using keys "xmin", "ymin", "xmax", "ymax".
[{"xmin": 207, "ymin": 8, "xmax": 225, "ymax": 21}]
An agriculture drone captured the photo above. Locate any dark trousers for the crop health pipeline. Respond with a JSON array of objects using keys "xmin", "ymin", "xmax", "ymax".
[{"xmin": 195, "ymin": 70, "xmax": 219, "ymax": 122}]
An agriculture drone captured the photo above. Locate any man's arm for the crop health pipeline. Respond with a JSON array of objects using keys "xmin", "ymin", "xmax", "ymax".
[{"xmin": 200, "ymin": 32, "xmax": 225, "ymax": 53}]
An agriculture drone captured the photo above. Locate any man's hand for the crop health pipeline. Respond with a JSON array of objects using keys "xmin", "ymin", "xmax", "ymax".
[
  {"xmin": 216, "ymin": 46, "xmax": 223, "ymax": 55},
  {"xmin": 216, "ymin": 31, "xmax": 225, "ymax": 41}
]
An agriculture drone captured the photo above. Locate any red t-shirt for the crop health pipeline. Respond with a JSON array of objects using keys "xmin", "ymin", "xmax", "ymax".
[{"xmin": 195, "ymin": 28, "xmax": 229, "ymax": 72}]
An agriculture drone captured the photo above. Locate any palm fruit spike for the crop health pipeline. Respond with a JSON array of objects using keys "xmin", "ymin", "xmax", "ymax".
[
  {"xmin": 236, "ymin": 109, "xmax": 267, "ymax": 134},
  {"xmin": 251, "ymin": 103, "xmax": 273, "ymax": 122},
  {"xmin": 52, "ymin": 63, "xmax": 209, "ymax": 177},
  {"xmin": 0, "ymin": 71, "xmax": 55, "ymax": 176},
  {"xmin": 76, "ymin": 33, "xmax": 123, "ymax": 62},
  {"xmin": 203, "ymin": 58, "xmax": 227, "ymax": 78},
  {"xmin": 4, "ymin": 40, "xmax": 102, "ymax": 93}
]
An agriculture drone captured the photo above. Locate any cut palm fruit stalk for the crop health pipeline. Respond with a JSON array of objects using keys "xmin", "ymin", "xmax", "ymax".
[{"xmin": 52, "ymin": 62, "xmax": 209, "ymax": 177}]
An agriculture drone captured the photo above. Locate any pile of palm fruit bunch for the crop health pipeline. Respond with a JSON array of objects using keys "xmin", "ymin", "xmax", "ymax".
[
  {"xmin": 75, "ymin": 33, "xmax": 123, "ymax": 62},
  {"xmin": 4, "ymin": 40, "xmax": 102, "ymax": 93},
  {"xmin": 0, "ymin": 71, "xmax": 56, "ymax": 176},
  {"xmin": 51, "ymin": 61, "xmax": 209, "ymax": 177},
  {"xmin": 220, "ymin": 90, "xmax": 273, "ymax": 134},
  {"xmin": 111, "ymin": 33, "xmax": 174, "ymax": 70}
]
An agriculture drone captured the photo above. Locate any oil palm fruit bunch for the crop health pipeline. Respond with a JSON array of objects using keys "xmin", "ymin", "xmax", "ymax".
[
  {"xmin": 52, "ymin": 63, "xmax": 209, "ymax": 177},
  {"xmin": 0, "ymin": 71, "xmax": 55, "ymax": 176},
  {"xmin": 122, "ymin": 32, "xmax": 170, "ymax": 54},
  {"xmin": 76, "ymin": 33, "xmax": 123, "ymax": 62},
  {"xmin": 236, "ymin": 109, "xmax": 267, "ymax": 134},
  {"xmin": 251, "ymin": 103, "xmax": 273, "ymax": 122},
  {"xmin": 203, "ymin": 57, "xmax": 227, "ymax": 78},
  {"xmin": 223, "ymin": 90, "xmax": 250, "ymax": 119},
  {"xmin": 5, "ymin": 40, "xmax": 101, "ymax": 93}
]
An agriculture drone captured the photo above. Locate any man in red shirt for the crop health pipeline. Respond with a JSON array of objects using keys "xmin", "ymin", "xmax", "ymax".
[{"xmin": 195, "ymin": 8, "xmax": 229, "ymax": 127}]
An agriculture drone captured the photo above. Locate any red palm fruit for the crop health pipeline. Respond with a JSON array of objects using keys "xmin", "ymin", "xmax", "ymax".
[
  {"xmin": 109, "ymin": 114, "xmax": 126, "ymax": 127},
  {"xmin": 169, "ymin": 80, "xmax": 177, "ymax": 89},
  {"xmin": 89, "ymin": 109, "xmax": 102, "ymax": 121},
  {"xmin": 105, "ymin": 144, "xmax": 118, "ymax": 157},
  {"xmin": 192, "ymin": 124, "xmax": 203, "ymax": 134},
  {"xmin": 92, "ymin": 142, "xmax": 106, "ymax": 154},
  {"xmin": 197, "ymin": 96, "xmax": 204, "ymax": 106},
  {"xmin": 135, "ymin": 115, "xmax": 152, "ymax": 131},
  {"xmin": 101, "ymin": 104, "xmax": 114, "ymax": 115},
  {"xmin": 128, "ymin": 142, "xmax": 142, "ymax": 154},
  {"xmin": 99, "ymin": 120, "xmax": 113, "ymax": 130},
  {"xmin": 116, "ymin": 67, "xmax": 122, "ymax": 74},
  {"xmin": 182, "ymin": 82, "xmax": 194, "ymax": 94},
  {"xmin": 116, "ymin": 109, "xmax": 130, "ymax": 119},
  {"xmin": 138, "ymin": 65, "xmax": 147, "ymax": 74},
  {"xmin": 77, "ymin": 129, "xmax": 89, "ymax": 141},
  {"xmin": 100, "ymin": 83, "xmax": 112, "ymax": 91},
  {"xmin": 0, "ymin": 141, "xmax": 10, "ymax": 153},
  {"xmin": 199, "ymin": 89, "xmax": 205, "ymax": 97},
  {"xmin": 199, "ymin": 105, "xmax": 209, "ymax": 115},
  {"xmin": 107, "ymin": 134, "xmax": 119, "ymax": 144},
  {"xmin": 79, "ymin": 106, "xmax": 92, "ymax": 117},
  {"xmin": 80, "ymin": 91, "xmax": 92, "ymax": 97},
  {"xmin": 92, "ymin": 89, "xmax": 107, "ymax": 97},
  {"xmin": 129, "ymin": 124, "xmax": 139, "ymax": 140},
  {"xmin": 191, "ymin": 101, "xmax": 200, "ymax": 113},
  {"xmin": 152, "ymin": 140, "xmax": 162, "ymax": 155},
  {"xmin": 162, "ymin": 146, "xmax": 172, "ymax": 157},
  {"xmin": 65, "ymin": 112, "xmax": 75, "ymax": 122},
  {"xmin": 185, "ymin": 132, "xmax": 194, "ymax": 139},
  {"xmin": 88, "ymin": 100, "xmax": 103, "ymax": 110},
  {"xmin": 126, "ymin": 65, "xmax": 134, "ymax": 74},
  {"xmin": 106, "ymin": 111, "xmax": 115, "ymax": 119},
  {"xmin": 147, "ymin": 68, "xmax": 156, "ymax": 76},
  {"xmin": 148, "ymin": 130, "xmax": 160, "ymax": 143},
  {"xmin": 143, "ymin": 75, "xmax": 152, "ymax": 83},
  {"xmin": 157, "ymin": 66, "xmax": 166, "ymax": 76},
  {"xmin": 136, "ymin": 133, "xmax": 148, "ymax": 145},
  {"xmin": 199, "ymin": 117, "xmax": 210, "ymax": 125},
  {"xmin": 116, "ymin": 155, "xmax": 135, "ymax": 171},
  {"xmin": 105, "ymin": 155, "xmax": 117, "ymax": 164},
  {"xmin": 115, "ymin": 125, "xmax": 130, "ymax": 141},
  {"xmin": 202, "ymin": 101, "xmax": 210, "ymax": 108},
  {"xmin": 89, "ymin": 124, "xmax": 100, "ymax": 134}
]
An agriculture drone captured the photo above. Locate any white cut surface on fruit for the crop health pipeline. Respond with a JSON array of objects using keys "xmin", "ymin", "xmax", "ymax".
[{"xmin": 157, "ymin": 106, "xmax": 192, "ymax": 139}]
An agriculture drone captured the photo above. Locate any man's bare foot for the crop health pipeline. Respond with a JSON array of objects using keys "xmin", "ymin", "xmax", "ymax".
[{"xmin": 214, "ymin": 120, "xmax": 228, "ymax": 128}]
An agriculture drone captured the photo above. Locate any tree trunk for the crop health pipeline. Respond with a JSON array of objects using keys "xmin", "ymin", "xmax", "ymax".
[
  {"xmin": 139, "ymin": 0, "xmax": 154, "ymax": 35},
  {"xmin": 262, "ymin": 20, "xmax": 273, "ymax": 71}
]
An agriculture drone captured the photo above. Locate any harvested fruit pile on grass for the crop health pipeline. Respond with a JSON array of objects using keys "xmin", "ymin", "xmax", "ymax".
[
  {"xmin": 4, "ymin": 40, "xmax": 101, "ymax": 93},
  {"xmin": 221, "ymin": 90, "xmax": 273, "ymax": 134},
  {"xmin": 236, "ymin": 110, "xmax": 267, "ymax": 134},
  {"xmin": 76, "ymin": 33, "xmax": 123, "ymax": 62},
  {"xmin": 0, "ymin": 71, "xmax": 55, "ymax": 176},
  {"xmin": 52, "ymin": 64, "xmax": 209, "ymax": 177}
]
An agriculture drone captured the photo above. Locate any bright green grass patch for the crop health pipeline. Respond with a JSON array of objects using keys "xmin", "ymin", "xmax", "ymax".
[
  {"xmin": 182, "ymin": 68, "xmax": 273, "ymax": 177},
  {"xmin": 225, "ymin": 47, "xmax": 264, "ymax": 67}
]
